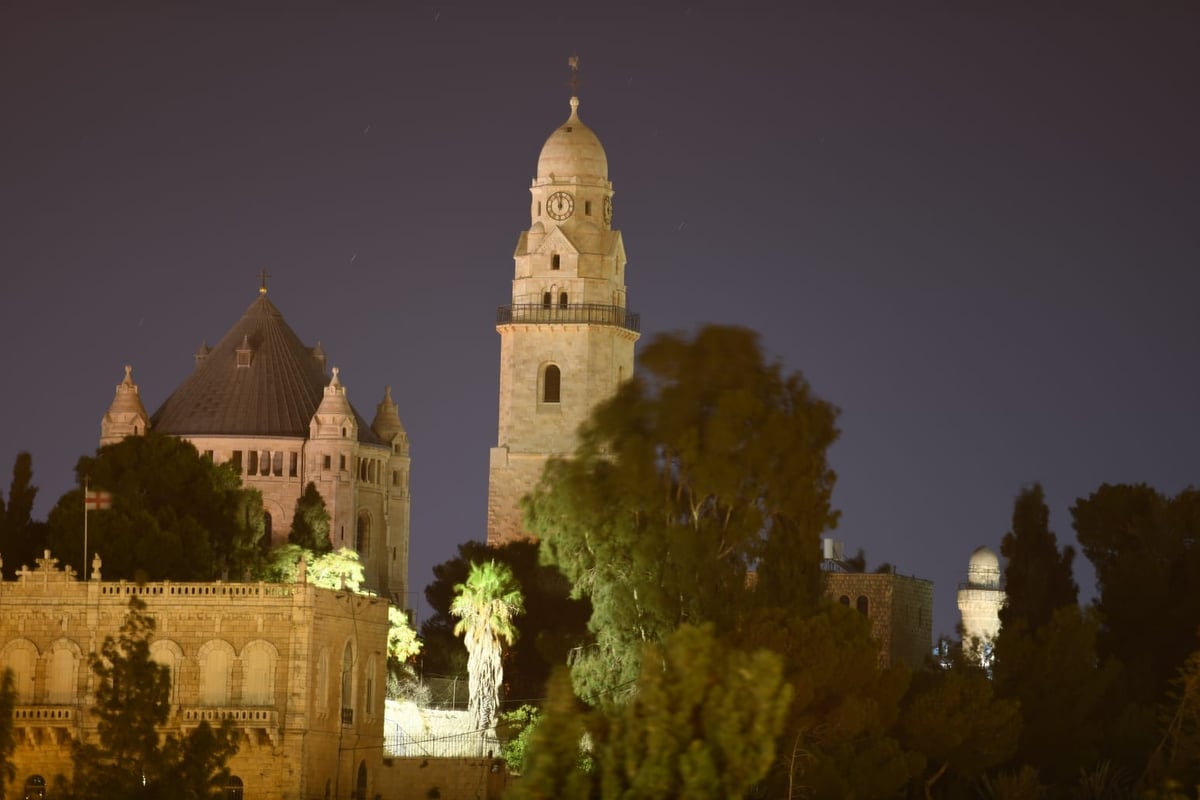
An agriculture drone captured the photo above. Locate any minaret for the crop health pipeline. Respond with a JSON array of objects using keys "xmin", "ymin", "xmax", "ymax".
[
  {"xmin": 487, "ymin": 60, "xmax": 640, "ymax": 545},
  {"xmin": 958, "ymin": 546, "xmax": 1006, "ymax": 649},
  {"xmin": 100, "ymin": 365, "xmax": 150, "ymax": 446}
]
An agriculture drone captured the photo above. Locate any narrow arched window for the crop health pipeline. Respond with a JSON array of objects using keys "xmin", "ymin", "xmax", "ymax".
[
  {"xmin": 551, "ymin": 254, "xmax": 561, "ymax": 270},
  {"xmin": 839, "ymin": 595, "xmax": 850, "ymax": 606},
  {"xmin": 225, "ymin": 775, "xmax": 244, "ymax": 800},
  {"xmin": 542, "ymin": 291, "xmax": 552, "ymax": 308},
  {"xmin": 856, "ymin": 596, "xmax": 869, "ymax": 615},
  {"xmin": 24, "ymin": 776, "xmax": 46, "ymax": 800},
  {"xmin": 341, "ymin": 643, "xmax": 355, "ymax": 726},
  {"xmin": 543, "ymin": 365, "xmax": 561, "ymax": 404},
  {"xmin": 559, "ymin": 292, "xmax": 568, "ymax": 307}
]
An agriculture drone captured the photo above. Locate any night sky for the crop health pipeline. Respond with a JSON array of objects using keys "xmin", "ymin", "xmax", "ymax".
[{"xmin": 2, "ymin": 2, "xmax": 1198, "ymax": 635}]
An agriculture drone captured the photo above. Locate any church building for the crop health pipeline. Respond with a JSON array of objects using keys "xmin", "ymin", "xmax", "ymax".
[
  {"xmin": 487, "ymin": 87, "xmax": 640, "ymax": 545},
  {"xmin": 100, "ymin": 286, "xmax": 411, "ymax": 603}
]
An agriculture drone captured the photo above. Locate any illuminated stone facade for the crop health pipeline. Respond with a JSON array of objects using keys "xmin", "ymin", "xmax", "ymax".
[
  {"xmin": 0, "ymin": 551, "xmax": 389, "ymax": 800},
  {"xmin": 487, "ymin": 94, "xmax": 639, "ymax": 545},
  {"xmin": 100, "ymin": 291, "xmax": 411, "ymax": 605}
]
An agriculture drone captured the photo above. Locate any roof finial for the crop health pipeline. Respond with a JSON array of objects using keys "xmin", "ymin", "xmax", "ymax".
[
  {"xmin": 258, "ymin": 268, "xmax": 272, "ymax": 295},
  {"xmin": 567, "ymin": 54, "xmax": 581, "ymax": 98}
]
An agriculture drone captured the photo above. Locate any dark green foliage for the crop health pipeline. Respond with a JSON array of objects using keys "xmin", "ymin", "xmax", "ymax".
[
  {"xmin": 992, "ymin": 605, "xmax": 1117, "ymax": 788},
  {"xmin": 901, "ymin": 654, "xmax": 1020, "ymax": 799},
  {"xmin": 0, "ymin": 669, "xmax": 15, "ymax": 798},
  {"xmin": 1072, "ymin": 485, "xmax": 1200, "ymax": 709},
  {"xmin": 525, "ymin": 326, "xmax": 839, "ymax": 701},
  {"xmin": 45, "ymin": 433, "xmax": 265, "ymax": 580},
  {"xmin": 739, "ymin": 603, "xmax": 918, "ymax": 799},
  {"xmin": 288, "ymin": 481, "xmax": 331, "ymax": 553},
  {"xmin": 421, "ymin": 540, "xmax": 590, "ymax": 708},
  {"xmin": 69, "ymin": 597, "xmax": 237, "ymax": 800},
  {"xmin": 0, "ymin": 452, "xmax": 49, "ymax": 577},
  {"xmin": 998, "ymin": 483, "xmax": 1078, "ymax": 633}
]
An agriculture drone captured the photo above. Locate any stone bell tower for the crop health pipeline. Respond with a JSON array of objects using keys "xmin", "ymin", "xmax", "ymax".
[{"xmin": 487, "ymin": 66, "xmax": 640, "ymax": 545}]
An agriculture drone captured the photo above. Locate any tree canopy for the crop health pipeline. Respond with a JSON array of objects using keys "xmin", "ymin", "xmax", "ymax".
[
  {"xmin": 45, "ymin": 433, "xmax": 264, "ymax": 581},
  {"xmin": 997, "ymin": 482, "xmax": 1078, "ymax": 634},
  {"xmin": 69, "ymin": 597, "xmax": 237, "ymax": 799},
  {"xmin": 0, "ymin": 452, "xmax": 48, "ymax": 577},
  {"xmin": 288, "ymin": 481, "xmax": 331, "ymax": 553},
  {"xmin": 525, "ymin": 325, "xmax": 840, "ymax": 701}
]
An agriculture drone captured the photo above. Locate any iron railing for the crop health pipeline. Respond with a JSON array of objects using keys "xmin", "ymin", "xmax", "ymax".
[{"xmin": 497, "ymin": 303, "xmax": 640, "ymax": 333}]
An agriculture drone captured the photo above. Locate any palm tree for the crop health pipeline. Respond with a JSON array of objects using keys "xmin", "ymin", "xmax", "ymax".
[{"xmin": 451, "ymin": 560, "xmax": 525, "ymax": 731}]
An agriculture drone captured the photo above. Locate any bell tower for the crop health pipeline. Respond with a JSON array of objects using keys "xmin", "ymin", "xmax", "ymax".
[{"xmin": 487, "ymin": 66, "xmax": 640, "ymax": 545}]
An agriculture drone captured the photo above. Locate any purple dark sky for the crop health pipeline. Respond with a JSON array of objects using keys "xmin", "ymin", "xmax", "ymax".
[{"xmin": 2, "ymin": 2, "xmax": 1198, "ymax": 634}]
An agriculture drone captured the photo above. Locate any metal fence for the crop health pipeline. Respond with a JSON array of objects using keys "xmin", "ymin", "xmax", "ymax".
[{"xmin": 385, "ymin": 728, "xmax": 501, "ymax": 759}]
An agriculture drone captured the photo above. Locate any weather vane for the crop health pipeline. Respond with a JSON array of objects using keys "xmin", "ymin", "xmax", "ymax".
[
  {"xmin": 258, "ymin": 268, "xmax": 272, "ymax": 296},
  {"xmin": 567, "ymin": 54, "xmax": 581, "ymax": 96}
]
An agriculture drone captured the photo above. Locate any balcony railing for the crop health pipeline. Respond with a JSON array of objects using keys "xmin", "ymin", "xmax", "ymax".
[
  {"xmin": 497, "ymin": 303, "xmax": 640, "ymax": 333},
  {"xmin": 13, "ymin": 706, "xmax": 76, "ymax": 725}
]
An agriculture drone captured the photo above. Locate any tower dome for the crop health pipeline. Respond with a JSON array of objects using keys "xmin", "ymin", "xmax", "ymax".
[
  {"xmin": 536, "ymin": 96, "xmax": 608, "ymax": 181},
  {"xmin": 967, "ymin": 546, "xmax": 1001, "ymax": 588}
]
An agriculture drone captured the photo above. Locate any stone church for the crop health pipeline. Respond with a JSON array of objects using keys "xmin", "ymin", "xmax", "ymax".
[{"xmin": 100, "ymin": 287, "xmax": 411, "ymax": 604}]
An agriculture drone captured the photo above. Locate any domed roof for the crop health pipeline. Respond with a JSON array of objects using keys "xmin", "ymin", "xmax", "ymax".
[
  {"xmin": 967, "ymin": 546, "xmax": 1001, "ymax": 588},
  {"xmin": 536, "ymin": 96, "xmax": 608, "ymax": 181},
  {"xmin": 151, "ymin": 293, "xmax": 381, "ymax": 444}
]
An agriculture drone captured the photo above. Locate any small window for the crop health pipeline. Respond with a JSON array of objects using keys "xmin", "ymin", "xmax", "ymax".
[
  {"xmin": 559, "ymin": 292, "xmax": 568, "ymax": 307},
  {"xmin": 341, "ymin": 426, "xmax": 347, "ymax": 438},
  {"xmin": 273, "ymin": 451, "xmax": 283, "ymax": 477},
  {"xmin": 231, "ymin": 451, "xmax": 243, "ymax": 472},
  {"xmin": 260, "ymin": 450, "xmax": 270, "ymax": 476},
  {"xmin": 839, "ymin": 595, "xmax": 850, "ymax": 606},
  {"xmin": 585, "ymin": 200, "xmax": 592, "ymax": 215},
  {"xmin": 248, "ymin": 451, "xmax": 258, "ymax": 474},
  {"xmin": 289, "ymin": 452, "xmax": 298, "ymax": 477},
  {"xmin": 323, "ymin": 455, "xmax": 332, "ymax": 470},
  {"xmin": 537, "ymin": 201, "xmax": 541, "ymax": 217},
  {"xmin": 856, "ymin": 596, "xmax": 869, "ymax": 615},
  {"xmin": 543, "ymin": 365, "xmax": 561, "ymax": 404},
  {"xmin": 339, "ymin": 455, "xmax": 347, "ymax": 471},
  {"xmin": 224, "ymin": 775, "xmax": 244, "ymax": 800},
  {"xmin": 551, "ymin": 254, "xmax": 561, "ymax": 270},
  {"xmin": 392, "ymin": 470, "xmax": 399, "ymax": 487},
  {"xmin": 542, "ymin": 292, "xmax": 552, "ymax": 309}
]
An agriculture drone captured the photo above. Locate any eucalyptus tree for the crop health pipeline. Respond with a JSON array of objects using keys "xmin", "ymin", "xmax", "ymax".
[{"xmin": 451, "ymin": 560, "xmax": 525, "ymax": 731}]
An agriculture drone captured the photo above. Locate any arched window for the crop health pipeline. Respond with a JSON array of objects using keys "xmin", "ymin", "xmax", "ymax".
[
  {"xmin": 2, "ymin": 642, "xmax": 37, "ymax": 702},
  {"xmin": 355, "ymin": 761, "xmax": 368, "ymax": 800},
  {"xmin": 241, "ymin": 641, "xmax": 277, "ymax": 705},
  {"xmin": 856, "ymin": 596, "xmax": 869, "ymax": 615},
  {"xmin": 543, "ymin": 365, "xmax": 561, "ymax": 404},
  {"xmin": 839, "ymin": 595, "xmax": 850, "ymax": 607},
  {"xmin": 559, "ymin": 292, "xmax": 568, "ymax": 307},
  {"xmin": 224, "ymin": 776, "xmax": 244, "ymax": 800},
  {"xmin": 551, "ymin": 254, "xmax": 561, "ymax": 270},
  {"xmin": 542, "ymin": 291, "xmax": 552, "ymax": 309},
  {"xmin": 316, "ymin": 647, "xmax": 330, "ymax": 712},
  {"xmin": 356, "ymin": 513, "xmax": 371, "ymax": 558},
  {"xmin": 24, "ymin": 775, "xmax": 46, "ymax": 800},
  {"xmin": 341, "ymin": 642, "xmax": 355, "ymax": 726},
  {"xmin": 199, "ymin": 641, "xmax": 234, "ymax": 706},
  {"xmin": 46, "ymin": 645, "xmax": 77, "ymax": 704},
  {"xmin": 150, "ymin": 640, "xmax": 183, "ymax": 706}
]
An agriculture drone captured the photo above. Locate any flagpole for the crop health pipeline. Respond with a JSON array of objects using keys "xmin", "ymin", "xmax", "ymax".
[{"xmin": 83, "ymin": 477, "xmax": 89, "ymax": 580}]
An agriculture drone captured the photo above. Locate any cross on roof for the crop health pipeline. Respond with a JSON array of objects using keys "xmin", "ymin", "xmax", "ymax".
[
  {"xmin": 35, "ymin": 550, "xmax": 59, "ymax": 572},
  {"xmin": 567, "ymin": 54, "xmax": 581, "ymax": 95},
  {"xmin": 258, "ymin": 268, "xmax": 272, "ymax": 295}
]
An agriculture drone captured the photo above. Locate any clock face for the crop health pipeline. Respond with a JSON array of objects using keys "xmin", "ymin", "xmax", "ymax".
[
  {"xmin": 603, "ymin": 196, "xmax": 613, "ymax": 225},
  {"xmin": 547, "ymin": 191, "xmax": 575, "ymax": 221}
]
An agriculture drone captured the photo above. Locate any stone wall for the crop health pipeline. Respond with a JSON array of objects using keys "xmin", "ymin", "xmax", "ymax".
[
  {"xmin": 0, "ymin": 551, "xmax": 390, "ymax": 800},
  {"xmin": 825, "ymin": 571, "xmax": 933, "ymax": 668}
]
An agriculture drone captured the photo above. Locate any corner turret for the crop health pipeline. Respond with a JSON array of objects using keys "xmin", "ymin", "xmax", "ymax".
[{"xmin": 100, "ymin": 365, "xmax": 150, "ymax": 446}]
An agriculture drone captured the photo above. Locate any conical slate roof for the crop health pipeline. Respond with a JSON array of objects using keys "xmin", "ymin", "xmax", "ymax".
[{"xmin": 151, "ymin": 294, "xmax": 382, "ymax": 444}]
